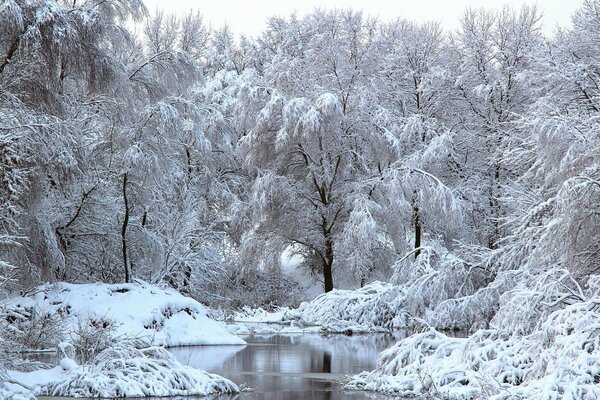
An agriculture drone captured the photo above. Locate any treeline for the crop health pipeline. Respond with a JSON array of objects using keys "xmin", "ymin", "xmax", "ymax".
[{"xmin": 1, "ymin": 0, "xmax": 599, "ymax": 309}]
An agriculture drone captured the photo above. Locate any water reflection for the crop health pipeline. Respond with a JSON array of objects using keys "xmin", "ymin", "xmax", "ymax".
[{"xmin": 170, "ymin": 333, "xmax": 399, "ymax": 400}]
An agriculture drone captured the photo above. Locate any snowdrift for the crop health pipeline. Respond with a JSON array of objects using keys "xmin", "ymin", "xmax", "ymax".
[{"xmin": 0, "ymin": 282, "xmax": 245, "ymax": 347}]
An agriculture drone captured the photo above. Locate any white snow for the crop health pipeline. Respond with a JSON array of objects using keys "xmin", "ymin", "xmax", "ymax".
[
  {"xmin": 290, "ymin": 281, "xmax": 405, "ymax": 333},
  {"xmin": 227, "ymin": 283, "xmax": 405, "ymax": 335},
  {"xmin": 0, "ymin": 282, "xmax": 245, "ymax": 347},
  {"xmin": 230, "ymin": 306, "xmax": 291, "ymax": 323},
  {"xmin": 346, "ymin": 298, "xmax": 600, "ymax": 399},
  {"xmin": 7, "ymin": 341, "xmax": 239, "ymax": 398}
]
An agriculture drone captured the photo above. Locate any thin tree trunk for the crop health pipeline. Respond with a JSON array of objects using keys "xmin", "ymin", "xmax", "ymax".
[
  {"xmin": 121, "ymin": 173, "xmax": 130, "ymax": 283},
  {"xmin": 488, "ymin": 162, "xmax": 501, "ymax": 249},
  {"xmin": 323, "ymin": 231, "xmax": 334, "ymax": 292},
  {"xmin": 413, "ymin": 193, "xmax": 421, "ymax": 259}
]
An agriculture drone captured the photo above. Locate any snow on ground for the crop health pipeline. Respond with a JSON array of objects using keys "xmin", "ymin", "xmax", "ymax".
[
  {"xmin": 5, "ymin": 341, "xmax": 238, "ymax": 398},
  {"xmin": 346, "ymin": 298, "xmax": 600, "ymax": 399},
  {"xmin": 0, "ymin": 282, "xmax": 245, "ymax": 347}
]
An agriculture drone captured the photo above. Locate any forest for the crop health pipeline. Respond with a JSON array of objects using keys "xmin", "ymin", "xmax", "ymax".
[{"xmin": 1, "ymin": 0, "xmax": 600, "ymax": 398}]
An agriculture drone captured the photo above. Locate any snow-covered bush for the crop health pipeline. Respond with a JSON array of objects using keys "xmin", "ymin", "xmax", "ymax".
[
  {"xmin": 291, "ymin": 282, "xmax": 405, "ymax": 332},
  {"xmin": 223, "ymin": 268, "xmax": 305, "ymax": 309},
  {"xmin": 37, "ymin": 340, "xmax": 239, "ymax": 397},
  {"xmin": 347, "ymin": 289, "xmax": 600, "ymax": 399},
  {"xmin": 425, "ymin": 269, "xmax": 514, "ymax": 332},
  {"xmin": 0, "ymin": 304, "xmax": 66, "ymax": 351},
  {"xmin": 392, "ymin": 243, "xmax": 498, "ymax": 331},
  {"xmin": 71, "ymin": 318, "xmax": 119, "ymax": 364}
]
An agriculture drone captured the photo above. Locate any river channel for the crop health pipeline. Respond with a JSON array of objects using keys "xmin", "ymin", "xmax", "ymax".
[{"xmin": 170, "ymin": 332, "xmax": 400, "ymax": 399}]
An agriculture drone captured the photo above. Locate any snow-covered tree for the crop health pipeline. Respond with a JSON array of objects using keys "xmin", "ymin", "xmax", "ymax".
[{"xmin": 448, "ymin": 5, "xmax": 542, "ymax": 248}]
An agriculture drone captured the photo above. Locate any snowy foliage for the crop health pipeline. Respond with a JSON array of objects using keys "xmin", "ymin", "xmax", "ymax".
[
  {"xmin": 3, "ymin": 1, "xmax": 600, "ymax": 398},
  {"xmin": 36, "ymin": 341, "xmax": 239, "ymax": 398},
  {"xmin": 348, "ymin": 294, "xmax": 600, "ymax": 399},
  {"xmin": 290, "ymin": 282, "xmax": 405, "ymax": 332}
]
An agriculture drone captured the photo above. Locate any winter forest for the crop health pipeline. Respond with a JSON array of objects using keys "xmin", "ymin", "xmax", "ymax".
[{"xmin": 1, "ymin": 0, "xmax": 600, "ymax": 398}]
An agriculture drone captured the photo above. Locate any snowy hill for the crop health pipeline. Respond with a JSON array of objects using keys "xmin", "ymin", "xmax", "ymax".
[{"xmin": 0, "ymin": 282, "xmax": 245, "ymax": 347}]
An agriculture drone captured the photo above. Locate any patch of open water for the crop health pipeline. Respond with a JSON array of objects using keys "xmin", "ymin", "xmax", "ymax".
[{"xmin": 168, "ymin": 332, "xmax": 401, "ymax": 399}]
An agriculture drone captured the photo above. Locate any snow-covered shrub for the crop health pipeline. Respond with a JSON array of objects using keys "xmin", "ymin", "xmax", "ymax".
[
  {"xmin": 393, "ymin": 243, "xmax": 498, "ymax": 331},
  {"xmin": 229, "ymin": 306, "xmax": 292, "ymax": 323},
  {"xmin": 426, "ymin": 270, "xmax": 516, "ymax": 332},
  {"xmin": 0, "ymin": 304, "xmax": 66, "ymax": 351},
  {"xmin": 71, "ymin": 317, "xmax": 119, "ymax": 363},
  {"xmin": 490, "ymin": 269, "xmax": 587, "ymax": 335},
  {"xmin": 37, "ymin": 340, "xmax": 239, "ymax": 397},
  {"xmin": 347, "ymin": 294, "xmax": 600, "ymax": 399},
  {"xmin": 292, "ymin": 282, "xmax": 405, "ymax": 332},
  {"xmin": 223, "ymin": 268, "xmax": 305, "ymax": 309}
]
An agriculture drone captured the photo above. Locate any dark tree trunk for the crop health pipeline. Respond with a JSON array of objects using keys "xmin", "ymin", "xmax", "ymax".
[
  {"xmin": 413, "ymin": 193, "xmax": 421, "ymax": 260},
  {"xmin": 323, "ymin": 231, "xmax": 334, "ymax": 293},
  {"xmin": 0, "ymin": 36, "xmax": 20, "ymax": 75},
  {"xmin": 121, "ymin": 173, "xmax": 130, "ymax": 283},
  {"xmin": 322, "ymin": 352, "xmax": 331, "ymax": 373}
]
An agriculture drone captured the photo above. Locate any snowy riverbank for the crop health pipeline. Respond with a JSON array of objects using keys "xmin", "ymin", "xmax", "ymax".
[
  {"xmin": 347, "ymin": 297, "xmax": 600, "ymax": 399},
  {"xmin": 0, "ymin": 282, "xmax": 244, "ymax": 398},
  {"xmin": 230, "ymin": 277, "xmax": 600, "ymax": 399},
  {"xmin": 0, "ymin": 282, "xmax": 245, "ymax": 347},
  {"xmin": 228, "ymin": 281, "xmax": 406, "ymax": 335}
]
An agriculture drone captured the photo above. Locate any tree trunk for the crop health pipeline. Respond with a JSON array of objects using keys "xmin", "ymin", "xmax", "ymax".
[
  {"xmin": 0, "ymin": 36, "xmax": 20, "ymax": 75},
  {"xmin": 413, "ymin": 193, "xmax": 421, "ymax": 259},
  {"xmin": 121, "ymin": 173, "xmax": 130, "ymax": 283},
  {"xmin": 323, "ymin": 233, "xmax": 334, "ymax": 293},
  {"xmin": 489, "ymin": 162, "xmax": 501, "ymax": 249}
]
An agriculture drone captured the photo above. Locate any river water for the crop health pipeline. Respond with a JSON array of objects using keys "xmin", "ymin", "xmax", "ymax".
[
  {"xmin": 169, "ymin": 332, "xmax": 399, "ymax": 399},
  {"xmin": 34, "ymin": 331, "xmax": 402, "ymax": 399}
]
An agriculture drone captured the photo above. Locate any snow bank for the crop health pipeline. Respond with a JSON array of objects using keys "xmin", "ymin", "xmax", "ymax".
[
  {"xmin": 347, "ymin": 298, "xmax": 600, "ymax": 399},
  {"xmin": 289, "ymin": 282, "xmax": 405, "ymax": 333},
  {"xmin": 36, "ymin": 342, "xmax": 239, "ymax": 397},
  {"xmin": 230, "ymin": 306, "xmax": 292, "ymax": 323},
  {"xmin": 0, "ymin": 282, "xmax": 245, "ymax": 347}
]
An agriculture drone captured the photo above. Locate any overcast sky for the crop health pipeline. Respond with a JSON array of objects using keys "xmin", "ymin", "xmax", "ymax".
[{"xmin": 142, "ymin": 0, "xmax": 582, "ymax": 37}]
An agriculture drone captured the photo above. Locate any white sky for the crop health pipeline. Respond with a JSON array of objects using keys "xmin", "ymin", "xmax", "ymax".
[{"xmin": 142, "ymin": 0, "xmax": 582, "ymax": 38}]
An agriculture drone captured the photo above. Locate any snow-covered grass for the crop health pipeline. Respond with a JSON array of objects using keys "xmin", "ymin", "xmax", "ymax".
[
  {"xmin": 224, "ymin": 307, "xmax": 319, "ymax": 334},
  {"xmin": 0, "ymin": 282, "xmax": 245, "ymax": 348},
  {"xmin": 229, "ymin": 305, "xmax": 292, "ymax": 323},
  {"xmin": 346, "ymin": 297, "xmax": 600, "ymax": 399},
  {"xmin": 6, "ymin": 340, "xmax": 239, "ymax": 398},
  {"xmin": 288, "ymin": 281, "xmax": 406, "ymax": 333},
  {"xmin": 224, "ymin": 283, "xmax": 406, "ymax": 335}
]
